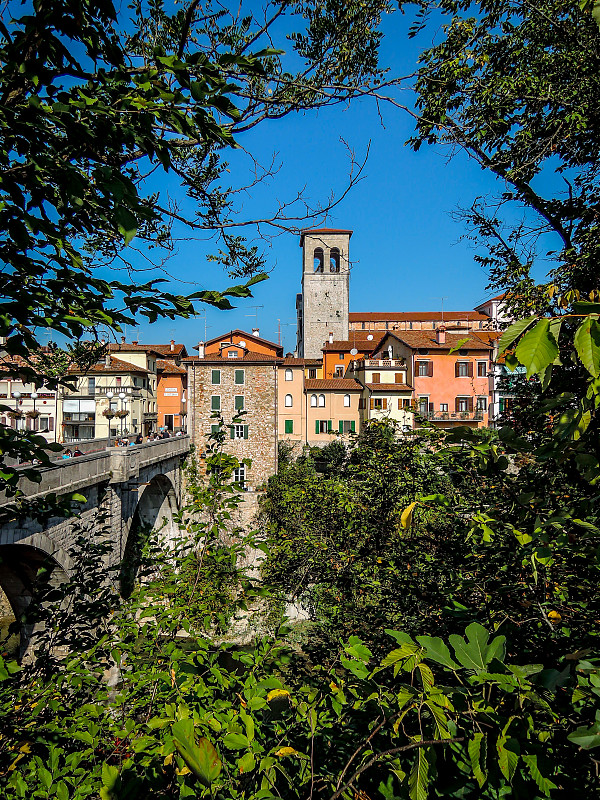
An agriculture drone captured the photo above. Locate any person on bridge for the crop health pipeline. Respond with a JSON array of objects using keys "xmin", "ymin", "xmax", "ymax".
[
  {"xmin": 135, "ymin": 434, "xmax": 143, "ymax": 444},
  {"xmin": 62, "ymin": 449, "xmax": 73, "ymax": 459},
  {"xmin": 73, "ymin": 448, "xmax": 84, "ymax": 457}
]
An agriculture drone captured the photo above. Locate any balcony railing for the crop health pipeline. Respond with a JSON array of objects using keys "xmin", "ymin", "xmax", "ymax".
[
  {"xmin": 421, "ymin": 411, "xmax": 484, "ymax": 422},
  {"xmin": 353, "ymin": 358, "xmax": 407, "ymax": 369}
]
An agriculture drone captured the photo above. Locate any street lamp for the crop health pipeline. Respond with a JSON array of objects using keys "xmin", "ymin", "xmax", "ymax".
[
  {"xmin": 30, "ymin": 391, "xmax": 38, "ymax": 432},
  {"xmin": 11, "ymin": 391, "xmax": 21, "ymax": 430},
  {"xmin": 118, "ymin": 391, "xmax": 127, "ymax": 437}
]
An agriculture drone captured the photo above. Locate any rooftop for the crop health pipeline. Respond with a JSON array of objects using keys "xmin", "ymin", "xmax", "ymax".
[{"xmin": 305, "ymin": 378, "xmax": 363, "ymax": 391}]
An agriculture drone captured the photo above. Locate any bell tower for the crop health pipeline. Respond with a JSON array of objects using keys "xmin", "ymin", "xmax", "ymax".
[{"xmin": 296, "ymin": 228, "xmax": 352, "ymax": 359}]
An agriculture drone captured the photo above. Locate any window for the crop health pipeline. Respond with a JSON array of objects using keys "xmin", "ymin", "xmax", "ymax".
[
  {"xmin": 417, "ymin": 361, "xmax": 432, "ymax": 377},
  {"xmin": 211, "ymin": 424, "xmax": 220, "ymax": 434},
  {"xmin": 233, "ymin": 369, "xmax": 245, "ymax": 385},
  {"xmin": 455, "ymin": 361, "xmax": 472, "ymax": 377},
  {"xmin": 339, "ymin": 420, "xmax": 356, "ymax": 433},
  {"xmin": 87, "ymin": 377, "xmax": 96, "ymax": 395},
  {"xmin": 401, "ymin": 398, "xmax": 411, "ymax": 408},
  {"xmin": 370, "ymin": 397, "xmax": 387, "ymax": 410},
  {"xmin": 164, "ymin": 414, "xmax": 174, "ymax": 431},
  {"xmin": 284, "ymin": 393, "xmax": 293, "ymax": 407},
  {"xmin": 329, "ymin": 247, "xmax": 340, "ymax": 272},
  {"xmin": 395, "ymin": 373, "xmax": 405, "ymax": 384},
  {"xmin": 116, "ymin": 376, "xmax": 122, "ymax": 387},
  {"xmin": 310, "ymin": 394, "xmax": 317, "ymax": 407},
  {"xmin": 211, "ymin": 370, "xmax": 221, "ymax": 385},
  {"xmin": 477, "ymin": 361, "xmax": 487, "ymax": 377},
  {"xmin": 372, "ymin": 372, "xmax": 381, "ymax": 383},
  {"xmin": 234, "ymin": 395, "xmax": 244, "ymax": 410},
  {"xmin": 233, "ymin": 465, "xmax": 246, "ymax": 487},
  {"xmin": 228, "ymin": 350, "xmax": 239, "ymax": 359},
  {"xmin": 334, "ymin": 366, "xmax": 344, "ymax": 377},
  {"xmin": 284, "ymin": 419, "xmax": 294, "ymax": 434},
  {"xmin": 309, "ymin": 368, "xmax": 317, "ymax": 379},
  {"xmin": 339, "ymin": 353, "xmax": 344, "ymax": 360},
  {"xmin": 418, "ymin": 397, "xmax": 429, "ymax": 415},
  {"xmin": 211, "ymin": 395, "xmax": 220, "ymax": 411},
  {"xmin": 343, "ymin": 394, "xmax": 351, "ymax": 407},
  {"xmin": 230, "ymin": 424, "xmax": 248, "ymax": 440},
  {"xmin": 285, "ymin": 368, "xmax": 293, "ymax": 381},
  {"xmin": 455, "ymin": 396, "xmax": 473, "ymax": 413},
  {"xmin": 362, "ymin": 322, "xmax": 366, "ymax": 330},
  {"xmin": 315, "ymin": 420, "xmax": 331, "ymax": 434},
  {"xmin": 313, "ymin": 248, "xmax": 324, "ymax": 273},
  {"xmin": 318, "ymin": 394, "xmax": 325, "ymax": 407},
  {"xmin": 440, "ymin": 403, "xmax": 448, "ymax": 412},
  {"xmin": 476, "ymin": 396, "xmax": 488, "ymax": 411},
  {"xmin": 499, "ymin": 397, "xmax": 513, "ymax": 414}
]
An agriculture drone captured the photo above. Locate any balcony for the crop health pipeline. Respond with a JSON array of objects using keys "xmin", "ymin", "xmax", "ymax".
[{"xmin": 421, "ymin": 411, "xmax": 484, "ymax": 423}]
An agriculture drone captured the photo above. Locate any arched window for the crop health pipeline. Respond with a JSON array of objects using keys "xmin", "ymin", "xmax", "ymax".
[
  {"xmin": 318, "ymin": 394, "xmax": 325, "ymax": 407},
  {"xmin": 313, "ymin": 248, "xmax": 324, "ymax": 273},
  {"xmin": 329, "ymin": 247, "xmax": 340, "ymax": 272},
  {"xmin": 343, "ymin": 394, "xmax": 351, "ymax": 407},
  {"xmin": 285, "ymin": 368, "xmax": 293, "ymax": 381},
  {"xmin": 285, "ymin": 393, "xmax": 293, "ymax": 407},
  {"xmin": 310, "ymin": 394, "xmax": 317, "ymax": 407}
]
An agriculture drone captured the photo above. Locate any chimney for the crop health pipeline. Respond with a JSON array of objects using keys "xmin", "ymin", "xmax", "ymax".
[
  {"xmin": 105, "ymin": 354, "xmax": 111, "ymax": 367},
  {"xmin": 252, "ymin": 328, "xmax": 260, "ymax": 337},
  {"xmin": 121, "ymin": 336, "xmax": 126, "ymax": 344},
  {"xmin": 132, "ymin": 339, "xmax": 138, "ymax": 346},
  {"xmin": 436, "ymin": 326, "xmax": 446, "ymax": 345},
  {"xmin": 328, "ymin": 331, "xmax": 334, "ymax": 344},
  {"xmin": 387, "ymin": 344, "xmax": 393, "ymax": 359},
  {"xmin": 197, "ymin": 341, "xmax": 205, "ymax": 358},
  {"xmin": 170, "ymin": 339, "xmax": 175, "ymax": 351}
]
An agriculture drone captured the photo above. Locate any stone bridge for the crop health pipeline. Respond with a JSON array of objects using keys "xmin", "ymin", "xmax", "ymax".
[{"xmin": 0, "ymin": 436, "xmax": 191, "ymax": 644}]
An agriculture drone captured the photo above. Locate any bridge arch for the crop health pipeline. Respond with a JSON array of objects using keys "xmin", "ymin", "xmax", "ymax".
[
  {"xmin": 0, "ymin": 540, "xmax": 70, "ymax": 657},
  {"xmin": 120, "ymin": 473, "xmax": 181, "ymax": 597}
]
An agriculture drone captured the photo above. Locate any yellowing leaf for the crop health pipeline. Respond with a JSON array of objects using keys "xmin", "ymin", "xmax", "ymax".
[
  {"xmin": 267, "ymin": 688, "xmax": 290, "ymax": 703},
  {"xmin": 401, "ymin": 502, "xmax": 417, "ymax": 529},
  {"xmin": 275, "ymin": 746, "xmax": 298, "ymax": 757}
]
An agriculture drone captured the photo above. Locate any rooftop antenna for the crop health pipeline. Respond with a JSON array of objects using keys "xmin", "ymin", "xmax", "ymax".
[
  {"xmin": 194, "ymin": 309, "xmax": 212, "ymax": 341},
  {"xmin": 245, "ymin": 305, "xmax": 264, "ymax": 328},
  {"xmin": 276, "ymin": 318, "xmax": 294, "ymax": 346},
  {"xmin": 430, "ymin": 296, "xmax": 448, "ymax": 324}
]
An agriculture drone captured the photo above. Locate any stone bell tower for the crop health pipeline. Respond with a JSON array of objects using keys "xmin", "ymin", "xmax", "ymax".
[{"xmin": 296, "ymin": 228, "xmax": 352, "ymax": 359}]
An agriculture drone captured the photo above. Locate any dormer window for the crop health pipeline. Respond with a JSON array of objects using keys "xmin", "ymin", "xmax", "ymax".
[{"xmin": 228, "ymin": 350, "xmax": 239, "ymax": 359}]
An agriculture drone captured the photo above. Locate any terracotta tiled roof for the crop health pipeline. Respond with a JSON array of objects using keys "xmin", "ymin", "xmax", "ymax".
[
  {"xmin": 280, "ymin": 357, "xmax": 320, "ymax": 366},
  {"xmin": 184, "ymin": 352, "xmax": 281, "ymax": 364},
  {"xmin": 366, "ymin": 382, "xmax": 413, "ymax": 391},
  {"xmin": 199, "ymin": 330, "xmax": 283, "ymax": 356},
  {"xmin": 305, "ymin": 379, "xmax": 363, "ymax": 391},
  {"xmin": 70, "ymin": 356, "xmax": 149, "ymax": 374},
  {"xmin": 157, "ymin": 359, "xmax": 186, "ymax": 374},
  {"xmin": 349, "ymin": 311, "xmax": 489, "ymax": 322},
  {"xmin": 108, "ymin": 342, "xmax": 187, "ymax": 357},
  {"xmin": 300, "ymin": 227, "xmax": 353, "ymax": 245},
  {"xmin": 386, "ymin": 332, "xmax": 493, "ymax": 352},
  {"xmin": 323, "ymin": 333, "xmax": 385, "ymax": 352}
]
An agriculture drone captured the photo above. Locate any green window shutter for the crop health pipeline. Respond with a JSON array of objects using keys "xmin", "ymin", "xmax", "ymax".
[
  {"xmin": 235, "ymin": 395, "xmax": 244, "ymax": 410},
  {"xmin": 351, "ymin": 420, "xmax": 356, "ymax": 432},
  {"xmin": 235, "ymin": 369, "xmax": 245, "ymax": 385},
  {"xmin": 229, "ymin": 425, "xmax": 234, "ymax": 439},
  {"xmin": 211, "ymin": 424, "xmax": 219, "ymax": 434},
  {"xmin": 285, "ymin": 419, "xmax": 293, "ymax": 434},
  {"xmin": 243, "ymin": 424, "xmax": 249, "ymax": 440},
  {"xmin": 339, "ymin": 420, "xmax": 344, "ymax": 433},
  {"xmin": 328, "ymin": 420, "xmax": 332, "ymax": 432},
  {"xmin": 315, "ymin": 420, "xmax": 320, "ymax": 434},
  {"xmin": 211, "ymin": 395, "xmax": 220, "ymax": 411},
  {"xmin": 211, "ymin": 369, "xmax": 220, "ymax": 385}
]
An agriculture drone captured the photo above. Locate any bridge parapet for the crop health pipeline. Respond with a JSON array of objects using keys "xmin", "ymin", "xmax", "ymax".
[{"xmin": 0, "ymin": 436, "xmax": 191, "ymax": 504}]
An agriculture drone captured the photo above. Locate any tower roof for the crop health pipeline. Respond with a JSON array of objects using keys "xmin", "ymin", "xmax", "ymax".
[{"xmin": 300, "ymin": 227, "xmax": 353, "ymax": 246}]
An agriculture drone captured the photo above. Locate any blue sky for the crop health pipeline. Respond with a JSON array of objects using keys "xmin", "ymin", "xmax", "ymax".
[{"xmin": 115, "ymin": 6, "xmax": 546, "ymax": 355}]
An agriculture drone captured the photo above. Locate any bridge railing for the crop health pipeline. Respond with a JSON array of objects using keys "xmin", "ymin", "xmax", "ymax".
[{"xmin": 2, "ymin": 436, "xmax": 191, "ymax": 502}]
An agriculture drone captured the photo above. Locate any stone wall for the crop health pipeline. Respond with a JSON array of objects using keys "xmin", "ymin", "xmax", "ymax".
[{"xmin": 188, "ymin": 362, "xmax": 277, "ymax": 489}]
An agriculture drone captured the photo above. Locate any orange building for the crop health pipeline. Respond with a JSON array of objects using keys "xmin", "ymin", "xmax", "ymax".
[
  {"xmin": 201, "ymin": 329, "xmax": 283, "ymax": 358},
  {"xmin": 322, "ymin": 331, "xmax": 385, "ymax": 379},
  {"xmin": 157, "ymin": 360, "xmax": 187, "ymax": 432},
  {"xmin": 373, "ymin": 330, "xmax": 493, "ymax": 428}
]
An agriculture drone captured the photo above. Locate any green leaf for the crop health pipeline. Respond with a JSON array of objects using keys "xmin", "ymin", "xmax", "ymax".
[
  {"xmin": 408, "ymin": 746, "xmax": 429, "ymax": 800},
  {"xmin": 497, "ymin": 316, "xmax": 537, "ymax": 355},
  {"xmin": 237, "ymin": 752, "xmax": 256, "ymax": 774},
  {"xmin": 114, "ymin": 206, "xmax": 137, "ymax": 246},
  {"xmin": 515, "ymin": 319, "xmax": 559, "ymax": 379},
  {"xmin": 172, "ymin": 720, "xmax": 222, "ymax": 786},
  {"xmin": 497, "ymin": 735, "xmax": 519, "ymax": 782},
  {"xmin": 522, "ymin": 754, "xmax": 557, "ymax": 795},
  {"xmin": 574, "ymin": 316, "xmax": 600, "ymax": 377},
  {"xmin": 468, "ymin": 733, "xmax": 487, "ymax": 788},
  {"xmin": 568, "ymin": 724, "xmax": 600, "ymax": 749},
  {"xmin": 416, "ymin": 635, "xmax": 459, "ymax": 669},
  {"xmin": 449, "ymin": 623, "xmax": 505, "ymax": 672},
  {"xmin": 222, "ymin": 732, "xmax": 250, "ymax": 750}
]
